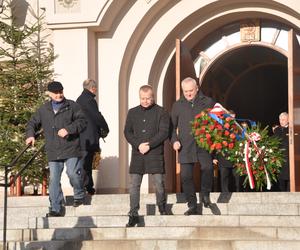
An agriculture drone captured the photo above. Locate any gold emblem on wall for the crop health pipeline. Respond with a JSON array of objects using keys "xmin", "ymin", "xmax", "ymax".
[
  {"xmin": 240, "ymin": 19, "xmax": 260, "ymax": 42},
  {"xmin": 56, "ymin": 0, "xmax": 80, "ymax": 13}
]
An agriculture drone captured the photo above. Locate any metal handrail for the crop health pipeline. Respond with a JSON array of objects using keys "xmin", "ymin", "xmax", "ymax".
[{"xmin": 0, "ymin": 131, "xmax": 44, "ymax": 250}]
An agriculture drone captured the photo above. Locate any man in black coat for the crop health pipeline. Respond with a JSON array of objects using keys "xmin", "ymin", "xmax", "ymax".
[
  {"xmin": 76, "ymin": 79, "xmax": 109, "ymax": 195},
  {"xmin": 171, "ymin": 77, "xmax": 216, "ymax": 215},
  {"xmin": 274, "ymin": 112, "xmax": 290, "ymax": 191},
  {"xmin": 124, "ymin": 85, "xmax": 170, "ymax": 227},
  {"xmin": 26, "ymin": 81, "xmax": 87, "ymax": 217}
]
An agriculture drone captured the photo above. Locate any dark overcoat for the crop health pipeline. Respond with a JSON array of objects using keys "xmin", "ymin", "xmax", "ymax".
[
  {"xmin": 124, "ymin": 104, "xmax": 170, "ymax": 174},
  {"xmin": 76, "ymin": 89, "xmax": 109, "ymax": 152},
  {"xmin": 26, "ymin": 99, "xmax": 86, "ymax": 161},
  {"xmin": 274, "ymin": 126, "xmax": 289, "ymax": 180},
  {"xmin": 171, "ymin": 92, "xmax": 215, "ymax": 164}
]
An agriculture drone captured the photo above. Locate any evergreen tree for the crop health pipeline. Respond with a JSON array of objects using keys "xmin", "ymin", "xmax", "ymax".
[{"xmin": 0, "ymin": 0, "xmax": 56, "ymax": 189}]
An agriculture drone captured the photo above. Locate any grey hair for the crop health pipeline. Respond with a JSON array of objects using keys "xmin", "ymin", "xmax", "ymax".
[
  {"xmin": 279, "ymin": 112, "xmax": 288, "ymax": 119},
  {"xmin": 83, "ymin": 79, "xmax": 97, "ymax": 89},
  {"xmin": 181, "ymin": 77, "xmax": 197, "ymax": 88}
]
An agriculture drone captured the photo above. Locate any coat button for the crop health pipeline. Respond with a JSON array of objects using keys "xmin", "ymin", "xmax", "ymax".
[
  {"xmin": 143, "ymin": 119, "xmax": 146, "ymax": 122},
  {"xmin": 142, "ymin": 129, "xmax": 146, "ymax": 133}
]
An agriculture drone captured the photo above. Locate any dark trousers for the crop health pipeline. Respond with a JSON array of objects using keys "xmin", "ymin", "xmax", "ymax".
[
  {"xmin": 82, "ymin": 150, "xmax": 95, "ymax": 191},
  {"xmin": 129, "ymin": 173, "xmax": 166, "ymax": 216},
  {"xmin": 219, "ymin": 167, "xmax": 242, "ymax": 192},
  {"xmin": 279, "ymin": 179, "xmax": 290, "ymax": 191},
  {"xmin": 181, "ymin": 151, "xmax": 213, "ymax": 208}
]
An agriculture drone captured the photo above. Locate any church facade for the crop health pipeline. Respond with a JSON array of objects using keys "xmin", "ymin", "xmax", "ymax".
[{"xmin": 4, "ymin": 0, "xmax": 300, "ymax": 194}]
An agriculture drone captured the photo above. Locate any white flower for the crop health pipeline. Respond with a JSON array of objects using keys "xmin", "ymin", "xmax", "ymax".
[
  {"xmin": 253, "ymin": 157, "xmax": 257, "ymax": 162},
  {"xmin": 269, "ymin": 149, "xmax": 273, "ymax": 153},
  {"xmin": 261, "ymin": 146, "xmax": 265, "ymax": 149},
  {"xmin": 240, "ymin": 143, "xmax": 243, "ymax": 147},
  {"xmin": 264, "ymin": 158, "xmax": 268, "ymax": 162}
]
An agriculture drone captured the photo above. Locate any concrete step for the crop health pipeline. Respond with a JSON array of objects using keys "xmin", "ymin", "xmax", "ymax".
[
  {"xmin": 3, "ymin": 214, "xmax": 300, "ymax": 230},
  {"xmin": 2, "ymin": 192, "xmax": 300, "ymax": 208},
  {"xmin": 1, "ymin": 202, "xmax": 300, "ymax": 230},
  {"xmin": 7, "ymin": 239, "xmax": 300, "ymax": 250},
  {"xmin": 2, "ymin": 226, "xmax": 300, "ymax": 241}
]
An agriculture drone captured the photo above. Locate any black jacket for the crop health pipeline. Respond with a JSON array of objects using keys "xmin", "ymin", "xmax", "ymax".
[
  {"xmin": 26, "ymin": 99, "xmax": 86, "ymax": 161},
  {"xmin": 124, "ymin": 104, "xmax": 170, "ymax": 174},
  {"xmin": 76, "ymin": 89, "xmax": 109, "ymax": 151},
  {"xmin": 171, "ymin": 92, "xmax": 216, "ymax": 163},
  {"xmin": 274, "ymin": 126, "xmax": 289, "ymax": 180}
]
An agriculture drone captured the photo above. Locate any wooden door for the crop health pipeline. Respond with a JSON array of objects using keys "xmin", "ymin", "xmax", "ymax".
[{"xmin": 288, "ymin": 30, "xmax": 300, "ymax": 191}]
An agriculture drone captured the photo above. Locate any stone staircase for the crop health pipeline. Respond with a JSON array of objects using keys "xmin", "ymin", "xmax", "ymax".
[{"xmin": 1, "ymin": 192, "xmax": 300, "ymax": 249}]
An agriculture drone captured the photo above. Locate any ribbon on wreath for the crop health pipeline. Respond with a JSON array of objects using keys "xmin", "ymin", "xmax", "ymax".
[{"xmin": 244, "ymin": 132, "xmax": 272, "ymax": 190}]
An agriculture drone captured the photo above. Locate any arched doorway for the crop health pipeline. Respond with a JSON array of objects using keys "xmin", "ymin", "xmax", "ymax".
[
  {"xmin": 201, "ymin": 45, "xmax": 288, "ymax": 129},
  {"xmin": 163, "ymin": 19, "xmax": 300, "ymax": 193}
]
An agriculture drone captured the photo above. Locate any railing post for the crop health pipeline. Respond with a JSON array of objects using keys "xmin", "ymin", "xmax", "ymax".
[
  {"xmin": 3, "ymin": 166, "xmax": 8, "ymax": 250},
  {"xmin": 9, "ymin": 175, "xmax": 14, "ymax": 196},
  {"xmin": 42, "ymin": 175, "xmax": 47, "ymax": 196},
  {"xmin": 16, "ymin": 176, "xmax": 22, "ymax": 196}
]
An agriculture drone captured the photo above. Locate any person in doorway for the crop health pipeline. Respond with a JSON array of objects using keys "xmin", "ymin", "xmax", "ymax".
[
  {"xmin": 273, "ymin": 112, "xmax": 290, "ymax": 191},
  {"xmin": 26, "ymin": 81, "xmax": 87, "ymax": 217},
  {"xmin": 124, "ymin": 85, "xmax": 170, "ymax": 227},
  {"xmin": 171, "ymin": 77, "xmax": 216, "ymax": 215},
  {"xmin": 76, "ymin": 79, "xmax": 109, "ymax": 195}
]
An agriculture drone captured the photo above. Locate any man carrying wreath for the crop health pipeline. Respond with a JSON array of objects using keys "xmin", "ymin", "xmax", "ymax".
[{"xmin": 171, "ymin": 77, "xmax": 216, "ymax": 215}]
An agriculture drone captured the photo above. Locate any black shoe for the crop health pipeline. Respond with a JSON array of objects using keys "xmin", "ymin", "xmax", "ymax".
[
  {"xmin": 202, "ymin": 195, "xmax": 212, "ymax": 208},
  {"xmin": 158, "ymin": 204, "xmax": 167, "ymax": 215},
  {"xmin": 126, "ymin": 215, "xmax": 139, "ymax": 227},
  {"xmin": 184, "ymin": 207, "xmax": 198, "ymax": 216},
  {"xmin": 86, "ymin": 187, "xmax": 95, "ymax": 195},
  {"xmin": 73, "ymin": 199, "xmax": 84, "ymax": 207},
  {"xmin": 46, "ymin": 211, "xmax": 63, "ymax": 217}
]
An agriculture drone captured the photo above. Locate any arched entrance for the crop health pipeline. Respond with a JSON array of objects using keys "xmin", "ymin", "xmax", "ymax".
[
  {"xmin": 201, "ymin": 45, "xmax": 288, "ymax": 129},
  {"xmin": 162, "ymin": 19, "xmax": 300, "ymax": 193}
]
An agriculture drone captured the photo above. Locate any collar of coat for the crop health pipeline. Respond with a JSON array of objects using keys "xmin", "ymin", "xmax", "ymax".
[
  {"xmin": 139, "ymin": 103, "xmax": 156, "ymax": 110},
  {"xmin": 82, "ymin": 88, "xmax": 96, "ymax": 98},
  {"xmin": 179, "ymin": 91, "xmax": 206, "ymax": 103}
]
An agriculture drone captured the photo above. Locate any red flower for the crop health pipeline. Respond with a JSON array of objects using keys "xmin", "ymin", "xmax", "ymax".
[
  {"xmin": 193, "ymin": 122, "xmax": 200, "ymax": 128},
  {"xmin": 222, "ymin": 141, "xmax": 228, "ymax": 147},
  {"xmin": 215, "ymin": 143, "xmax": 222, "ymax": 150},
  {"xmin": 210, "ymin": 144, "xmax": 215, "ymax": 150},
  {"xmin": 228, "ymin": 143, "xmax": 234, "ymax": 149},
  {"xmin": 224, "ymin": 123, "xmax": 230, "ymax": 129},
  {"xmin": 206, "ymin": 134, "xmax": 211, "ymax": 139},
  {"xmin": 224, "ymin": 130, "xmax": 230, "ymax": 136},
  {"xmin": 216, "ymin": 124, "xmax": 222, "ymax": 130},
  {"xmin": 195, "ymin": 129, "xmax": 201, "ymax": 136},
  {"xmin": 202, "ymin": 120, "xmax": 208, "ymax": 125},
  {"xmin": 230, "ymin": 133, "xmax": 236, "ymax": 139},
  {"xmin": 209, "ymin": 125, "xmax": 215, "ymax": 130}
]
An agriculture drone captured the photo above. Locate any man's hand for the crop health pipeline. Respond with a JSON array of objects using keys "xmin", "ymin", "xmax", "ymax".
[
  {"xmin": 26, "ymin": 137, "xmax": 35, "ymax": 146},
  {"xmin": 138, "ymin": 142, "xmax": 150, "ymax": 154},
  {"xmin": 173, "ymin": 141, "xmax": 181, "ymax": 151},
  {"xmin": 58, "ymin": 128, "xmax": 69, "ymax": 138}
]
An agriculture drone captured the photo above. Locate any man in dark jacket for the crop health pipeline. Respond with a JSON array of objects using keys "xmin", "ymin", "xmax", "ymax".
[
  {"xmin": 76, "ymin": 79, "xmax": 109, "ymax": 195},
  {"xmin": 171, "ymin": 77, "xmax": 216, "ymax": 215},
  {"xmin": 274, "ymin": 112, "xmax": 290, "ymax": 191},
  {"xmin": 26, "ymin": 81, "xmax": 87, "ymax": 217},
  {"xmin": 124, "ymin": 85, "xmax": 170, "ymax": 227}
]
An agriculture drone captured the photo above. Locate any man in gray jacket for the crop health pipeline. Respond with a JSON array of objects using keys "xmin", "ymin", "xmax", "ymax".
[
  {"xmin": 26, "ymin": 81, "xmax": 86, "ymax": 217},
  {"xmin": 171, "ymin": 77, "xmax": 216, "ymax": 215},
  {"xmin": 124, "ymin": 85, "xmax": 170, "ymax": 227}
]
